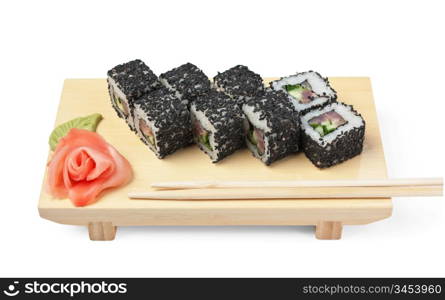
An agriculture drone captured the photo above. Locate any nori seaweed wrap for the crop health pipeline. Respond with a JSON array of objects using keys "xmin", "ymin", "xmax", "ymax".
[
  {"xmin": 190, "ymin": 90, "xmax": 245, "ymax": 163},
  {"xmin": 107, "ymin": 59, "xmax": 160, "ymax": 130},
  {"xmin": 133, "ymin": 88, "xmax": 193, "ymax": 159},
  {"xmin": 242, "ymin": 90, "xmax": 300, "ymax": 165},
  {"xmin": 159, "ymin": 63, "xmax": 211, "ymax": 105},
  {"xmin": 213, "ymin": 65, "xmax": 265, "ymax": 105},
  {"xmin": 300, "ymin": 101, "xmax": 365, "ymax": 168}
]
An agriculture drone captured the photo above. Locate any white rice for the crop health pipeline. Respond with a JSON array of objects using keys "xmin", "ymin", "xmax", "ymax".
[
  {"xmin": 242, "ymin": 104, "xmax": 270, "ymax": 132},
  {"xmin": 242, "ymin": 104, "xmax": 271, "ymax": 163},
  {"xmin": 271, "ymin": 71, "xmax": 335, "ymax": 112},
  {"xmin": 190, "ymin": 103, "xmax": 219, "ymax": 162},
  {"xmin": 301, "ymin": 102, "xmax": 364, "ymax": 146}
]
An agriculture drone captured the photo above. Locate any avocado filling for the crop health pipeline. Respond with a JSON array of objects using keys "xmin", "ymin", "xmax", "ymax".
[
  {"xmin": 113, "ymin": 93, "xmax": 129, "ymax": 117},
  {"xmin": 246, "ymin": 121, "xmax": 265, "ymax": 155},
  {"xmin": 309, "ymin": 110, "xmax": 347, "ymax": 137},
  {"xmin": 139, "ymin": 119, "xmax": 155, "ymax": 145},
  {"xmin": 193, "ymin": 120, "xmax": 213, "ymax": 151},
  {"xmin": 284, "ymin": 80, "xmax": 315, "ymax": 104}
]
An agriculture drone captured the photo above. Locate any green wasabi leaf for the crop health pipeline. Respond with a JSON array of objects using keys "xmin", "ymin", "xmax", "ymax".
[{"xmin": 49, "ymin": 113, "xmax": 103, "ymax": 150}]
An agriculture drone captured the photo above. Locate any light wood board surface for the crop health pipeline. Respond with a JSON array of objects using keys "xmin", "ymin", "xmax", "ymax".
[{"xmin": 38, "ymin": 78, "xmax": 392, "ymax": 231}]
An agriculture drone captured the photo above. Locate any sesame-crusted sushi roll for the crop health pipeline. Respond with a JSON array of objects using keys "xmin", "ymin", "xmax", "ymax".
[
  {"xmin": 242, "ymin": 90, "xmax": 300, "ymax": 165},
  {"xmin": 190, "ymin": 91, "xmax": 245, "ymax": 163},
  {"xmin": 213, "ymin": 65, "xmax": 265, "ymax": 105},
  {"xmin": 133, "ymin": 89, "xmax": 193, "ymax": 159},
  {"xmin": 300, "ymin": 102, "xmax": 365, "ymax": 168},
  {"xmin": 160, "ymin": 63, "xmax": 211, "ymax": 105},
  {"xmin": 270, "ymin": 71, "xmax": 337, "ymax": 115},
  {"xmin": 107, "ymin": 59, "xmax": 160, "ymax": 130}
]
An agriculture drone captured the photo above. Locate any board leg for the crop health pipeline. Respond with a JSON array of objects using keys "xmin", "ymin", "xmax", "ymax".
[
  {"xmin": 88, "ymin": 222, "xmax": 117, "ymax": 241},
  {"xmin": 315, "ymin": 221, "xmax": 342, "ymax": 240}
]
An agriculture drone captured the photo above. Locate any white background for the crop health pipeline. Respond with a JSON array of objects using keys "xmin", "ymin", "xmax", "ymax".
[{"xmin": 0, "ymin": 0, "xmax": 443, "ymax": 277}]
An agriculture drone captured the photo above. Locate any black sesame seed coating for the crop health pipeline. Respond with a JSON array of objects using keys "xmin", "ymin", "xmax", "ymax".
[
  {"xmin": 301, "ymin": 104, "xmax": 365, "ymax": 168},
  {"xmin": 160, "ymin": 63, "xmax": 211, "ymax": 102},
  {"xmin": 300, "ymin": 98, "xmax": 335, "ymax": 115},
  {"xmin": 213, "ymin": 65, "xmax": 265, "ymax": 105},
  {"xmin": 135, "ymin": 89, "xmax": 193, "ymax": 159},
  {"xmin": 244, "ymin": 90, "xmax": 300, "ymax": 165},
  {"xmin": 107, "ymin": 59, "xmax": 161, "ymax": 128},
  {"xmin": 192, "ymin": 91, "xmax": 246, "ymax": 163},
  {"xmin": 107, "ymin": 59, "xmax": 160, "ymax": 99}
]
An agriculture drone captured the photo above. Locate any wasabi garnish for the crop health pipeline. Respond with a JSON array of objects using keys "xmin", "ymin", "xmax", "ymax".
[{"xmin": 49, "ymin": 113, "xmax": 103, "ymax": 150}]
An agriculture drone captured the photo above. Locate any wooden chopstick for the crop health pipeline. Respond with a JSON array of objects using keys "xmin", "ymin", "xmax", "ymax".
[
  {"xmin": 129, "ymin": 180, "xmax": 443, "ymax": 201},
  {"xmin": 150, "ymin": 178, "xmax": 443, "ymax": 190}
]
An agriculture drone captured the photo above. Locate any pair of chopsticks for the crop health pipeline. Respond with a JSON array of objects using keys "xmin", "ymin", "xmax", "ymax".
[{"xmin": 128, "ymin": 178, "xmax": 443, "ymax": 200}]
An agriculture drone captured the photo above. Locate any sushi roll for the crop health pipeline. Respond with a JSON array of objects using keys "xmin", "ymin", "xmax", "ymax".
[
  {"xmin": 191, "ymin": 91, "xmax": 245, "ymax": 163},
  {"xmin": 270, "ymin": 71, "xmax": 337, "ymax": 115},
  {"xmin": 300, "ymin": 102, "xmax": 365, "ymax": 168},
  {"xmin": 159, "ymin": 63, "xmax": 211, "ymax": 105},
  {"xmin": 213, "ymin": 65, "xmax": 265, "ymax": 105},
  {"xmin": 133, "ymin": 89, "xmax": 193, "ymax": 159},
  {"xmin": 242, "ymin": 90, "xmax": 300, "ymax": 165},
  {"xmin": 107, "ymin": 59, "xmax": 160, "ymax": 130}
]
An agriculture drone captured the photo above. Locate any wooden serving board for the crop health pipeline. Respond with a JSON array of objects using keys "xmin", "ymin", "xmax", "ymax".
[{"xmin": 38, "ymin": 78, "xmax": 392, "ymax": 240}]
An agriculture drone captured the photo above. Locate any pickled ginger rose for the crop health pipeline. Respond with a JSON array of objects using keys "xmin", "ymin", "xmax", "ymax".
[{"xmin": 46, "ymin": 128, "xmax": 132, "ymax": 206}]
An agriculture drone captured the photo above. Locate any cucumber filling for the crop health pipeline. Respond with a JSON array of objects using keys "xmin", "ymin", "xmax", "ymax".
[
  {"xmin": 193, "ymin": 120, "xmax": 213, "ymax": 151},
  {"xmin": 246, "ymin": 121, "xmax": 265, "ymax": 155},
  {"xmin": 139, "ymin": 119, "xmax": 155, "ymax": 145},
  {"xmin": 284, "ymin": 80, "xmax": 315, "ymax": 104},
  {"xmin": 199, "ymin": 134, "xmax": 212, "ymax": 150},
  {"xmin": 113, "ymin": 93, "xmax": 129, "ymax": 117},
  {"xmin": 309, "ymin": 110, "xmax": 347, "ymax": 137}
]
